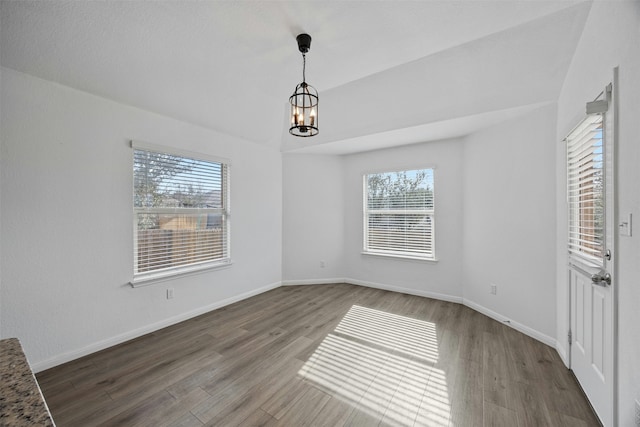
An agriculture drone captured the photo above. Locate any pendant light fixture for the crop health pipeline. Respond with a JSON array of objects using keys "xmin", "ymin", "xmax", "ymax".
[{"xmin": 289, "ymin": 33, "xmax": 318, "ymax": 137}]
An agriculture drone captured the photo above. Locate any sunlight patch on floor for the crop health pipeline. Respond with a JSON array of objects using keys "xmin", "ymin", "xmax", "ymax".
[
  {"xmin": 335, "ymin": 305, "xmax": 439, "ymax": 363},
  {"xmin": 299, "ymin": 305, "xmax": 451, "ymax": 426}
]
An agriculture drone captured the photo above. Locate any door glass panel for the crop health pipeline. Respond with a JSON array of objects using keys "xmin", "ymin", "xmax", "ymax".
[{"xmin": 567, "ymin": 115, "xmax": 604, "ymax": 266}]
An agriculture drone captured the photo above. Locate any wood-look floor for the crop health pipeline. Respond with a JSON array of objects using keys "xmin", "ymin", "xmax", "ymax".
[{"xmin": 37, "ymin": 284, "xmax": 601, "ymax": 427}]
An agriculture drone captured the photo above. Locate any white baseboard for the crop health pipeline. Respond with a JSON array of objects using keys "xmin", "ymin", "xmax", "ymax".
[
  {"xmin": 343, "ymin": 277, "xmax": 463, "ymax": 304},
  {"xmin": 462, "ymin": 298, "xmax": 556, "ymax": 348},
  {"xmin": 32, "ymin": 281, "xmax": 282, "ymax": 372},
  {"xmin": 282, "ymin": 278, "xmax": 347, "ymax": 286},
  {"xmin": 555, "ymin": 341, "xmax": 570, "ymax": 367},
  {"xmin": 344, "ymin": 279, "xmax": 555, "ymax": 348},
  {"xmin": 282, "ymin": 277, "xmax": 462, "ymax": 303},
  {"xmin": 33, "ymin": 278, "xmax": 559, "ymax": 372},
  {"xmin": 284, "ymin": 278, "xmax": 555, "ymax": 350}
]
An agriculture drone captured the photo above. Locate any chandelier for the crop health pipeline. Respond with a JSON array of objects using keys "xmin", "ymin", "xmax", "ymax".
[{"xmin": 289, "ymin": 33, "xmax": 318, "ymax": 137}]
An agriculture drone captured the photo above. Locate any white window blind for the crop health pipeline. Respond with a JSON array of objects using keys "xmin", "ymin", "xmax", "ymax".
[
  {"xmin": 363, "ymin": 169, "xmax": 435, "ymax": 260},
  {"xmin": 566, "ymin": 114, "xmax": 604, "ymax": 266},
  {"xmin": 133, "ymin": 143, "xmax": 230, "ymax": 282}
]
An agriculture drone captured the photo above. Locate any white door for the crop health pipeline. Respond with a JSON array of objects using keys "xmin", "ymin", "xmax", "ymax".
[{"xmin": 567, "ymin": 78, "xmax": 616, "ymax": 426}]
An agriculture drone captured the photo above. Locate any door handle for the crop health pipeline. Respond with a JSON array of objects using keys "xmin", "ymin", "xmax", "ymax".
[{"xmin": 591, "ymin": 271, "xmax": 612, "ymax": 286}]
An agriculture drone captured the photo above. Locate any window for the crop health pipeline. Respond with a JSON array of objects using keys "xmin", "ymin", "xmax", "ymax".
[
  {"xmin": 363, "ymin": 168, "xmax": 435, "ymax": 260},
  {"xmin": 132, "ymin": 142, "xmax": 230, "ymax": 284},
  {"xmin": 566, "ymin": 114, "xmax": 604, "ymax": 266}
]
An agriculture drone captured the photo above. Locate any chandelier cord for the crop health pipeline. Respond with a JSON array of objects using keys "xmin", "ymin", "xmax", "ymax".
[{"xmin": 302, "ymin": 53, "xmax": 306, "ymax": 83}]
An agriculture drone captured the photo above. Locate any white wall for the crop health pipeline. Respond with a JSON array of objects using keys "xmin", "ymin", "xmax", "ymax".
[
  {"xmin": 555, "ymin": 2, "xmax": 640, "ymax": 425},
  {"xmin": 0, "ymin": 68, "xmax": 283, "ymax": 370},
  {"xmin": 283, "ymin": 111, "xmax": 559, "ymax": 345},
  {"xmin": 463, "ymin": 105, "xmax": 557, "ymax": 343},
  {"xmin": 285, "ymin": 124, "xmax": 561, "ymax": 346},
  {"xmin": 282, "ymin": 154, "xmax": 345, "ymax": 282},
  {"xmin": 342, "ymin": 140, "xmax": 465, "ymax": 301}
]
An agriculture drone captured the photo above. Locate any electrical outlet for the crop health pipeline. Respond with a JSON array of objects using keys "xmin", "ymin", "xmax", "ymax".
[
  {"xmin": 635, "ymin": 399, "xmax": 640, "ymax": 426},
  {"xmin": 167, "ymin": 288, "xmax": 174, "ymax": 299},
  {"xmin": 490, "ymin": 284, "xmax": 497, "ymax": 295},
  {"xmin": 320, "ymin": 260, "xmax": 326, "ymax": 268}
]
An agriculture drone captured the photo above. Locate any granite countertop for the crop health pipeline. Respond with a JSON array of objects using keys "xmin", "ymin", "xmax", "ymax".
[{"xmin": 0, "ymin": 338, "xmax": 55, "ymax": 426}]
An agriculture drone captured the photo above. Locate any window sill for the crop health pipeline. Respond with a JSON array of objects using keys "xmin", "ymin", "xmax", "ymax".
[
  {"xmin": 361, "ymin": 251, "xmax": 438, "ymax": 263},
  {"xmin": 130, "ymin": 260, "xmax": 233, "ymax": 288}
]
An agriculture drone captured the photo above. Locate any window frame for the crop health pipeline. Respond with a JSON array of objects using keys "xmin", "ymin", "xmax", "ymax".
[
  {"xmin": 362, "ymin": 167, "xmax": 436, "ymax": 262},
  {"xmin": 130, "ymin": 140, "xmax": 231, "ymax": 286}
]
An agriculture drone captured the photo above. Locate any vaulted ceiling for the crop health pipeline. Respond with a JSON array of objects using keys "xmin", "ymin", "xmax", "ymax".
[{"xmin": 0, "ymin": 1, "xmax": 591, "ymax": 154}]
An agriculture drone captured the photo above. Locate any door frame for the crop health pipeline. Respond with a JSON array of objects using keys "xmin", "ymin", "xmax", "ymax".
[{"xmin": 565, "ymin": 67, "xmax": 619, "ymax": 427}]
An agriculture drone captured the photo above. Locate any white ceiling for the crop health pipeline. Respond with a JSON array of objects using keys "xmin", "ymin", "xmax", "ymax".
[{"xmin": 0, "ymin": 1, "xmax": 591, "ymax": 154}]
